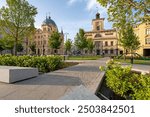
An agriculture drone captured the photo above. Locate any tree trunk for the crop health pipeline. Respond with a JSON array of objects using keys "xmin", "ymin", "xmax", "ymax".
[
  {"xmin": 13, "ymin": 38, "xmax": 18, "ymax": 56},
  {"xmin": 131, "ymin": 53, "xmax": 134, "ymax": 64},
  {"xmin": 123, "ymin": 49, "xmax": 126, "ymax": 61}
]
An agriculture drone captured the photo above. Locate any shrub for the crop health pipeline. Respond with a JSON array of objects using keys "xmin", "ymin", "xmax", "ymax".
[
  {"xmin": 100, "ymin": 60, "xmax": 150, "ymax": 100},
  {"xmin": 0, "ymin": 55, "xmax": 63, "ymax": 73}
]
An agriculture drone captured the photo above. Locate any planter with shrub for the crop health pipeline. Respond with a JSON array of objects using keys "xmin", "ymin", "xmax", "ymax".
[{"xmin": 99, "ymin": 60, "xmax": 150, "ymax": 100}]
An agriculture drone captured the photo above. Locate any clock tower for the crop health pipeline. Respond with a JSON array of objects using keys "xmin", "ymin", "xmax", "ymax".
[{"xmin": 92, "ymin": 12, "xmax": 105, "ymax": 31}]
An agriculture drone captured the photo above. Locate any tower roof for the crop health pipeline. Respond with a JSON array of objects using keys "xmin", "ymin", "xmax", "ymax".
[{"xmin": 96, "ymin": 12, "xmax": 100, "ymax": 19}]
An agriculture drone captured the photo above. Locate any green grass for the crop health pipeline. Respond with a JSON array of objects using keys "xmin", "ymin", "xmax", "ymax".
[
  {"xmin": 62, "ymin": 62, "xmax": 79, "ymax": 68},
  {"xmin": 115, "ymin": 59, "xmax": 150, "ymax": 65},
  {"xmin": 68, "ymin": 55, "xmax": 102, "ymax": 60}
]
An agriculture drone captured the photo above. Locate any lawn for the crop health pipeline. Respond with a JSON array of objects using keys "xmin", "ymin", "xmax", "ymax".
[
  {"xmin": 115, "ymin": 59, "xmax": 150, "ymax": 65},
  {"xmin": 68, "ymin": 55, "xmax": 102, "ymax": 60}
]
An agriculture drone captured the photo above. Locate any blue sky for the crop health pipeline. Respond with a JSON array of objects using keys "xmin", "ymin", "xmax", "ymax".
[{"xmin": 0, "ymin": 0, "xmax": 113, "ymax": 40}]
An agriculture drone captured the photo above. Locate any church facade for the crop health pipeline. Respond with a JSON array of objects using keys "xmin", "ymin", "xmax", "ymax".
[{"xmin": 32, "ymin": 16, "xmax": 64, "ymax": 55}]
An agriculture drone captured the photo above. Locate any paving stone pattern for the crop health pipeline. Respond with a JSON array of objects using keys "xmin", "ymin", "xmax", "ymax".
[{"xmin": 0, "ymin": 57, "xmax": 109, "ymax": 100}]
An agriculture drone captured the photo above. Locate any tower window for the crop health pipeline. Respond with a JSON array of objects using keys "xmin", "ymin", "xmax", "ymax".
[{"xmin": 97, "ymin": 26, "xmax": 100, "ymax": 30}]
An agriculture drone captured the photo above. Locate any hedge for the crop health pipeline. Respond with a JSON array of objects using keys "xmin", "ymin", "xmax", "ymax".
[{"xmin": 0, "ymin": 55, "xmax": 63, "ymax": 73}]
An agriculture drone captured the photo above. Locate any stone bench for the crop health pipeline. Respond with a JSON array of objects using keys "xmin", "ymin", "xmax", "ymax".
[{"xmin": 0, "ymin": 66, "xmax": 38, "ymax": 83}]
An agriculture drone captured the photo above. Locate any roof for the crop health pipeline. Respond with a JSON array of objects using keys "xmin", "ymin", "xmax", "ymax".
[
  {"xmin": 42, "ymin": 16, "xmax": 57, "ymax": 27},
  {"xmin": 85, "ymin": 29, "xmax": 116, "ymax": 33}
]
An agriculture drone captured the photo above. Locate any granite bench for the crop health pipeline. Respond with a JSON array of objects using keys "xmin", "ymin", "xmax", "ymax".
[{"xmin": 0, "ymin": 66, "xmax": 38, "ymax": 83}]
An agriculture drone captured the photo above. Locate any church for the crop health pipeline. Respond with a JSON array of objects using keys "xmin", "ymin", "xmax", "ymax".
[{"xmin": 32, "ymin": 16, "xmax": 64, "ymax": 55}]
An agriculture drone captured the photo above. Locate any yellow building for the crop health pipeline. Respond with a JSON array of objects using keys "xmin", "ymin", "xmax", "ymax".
[
  {"xmin": 85, "ymin": 13, "xmax": 150, "ymax": 57},
  {"xmin": 85, "ymin": 13, "xmax": 121, "ymax": 56},
  {"xmin": 134, "ymin": 22, "xmax": 150, "ymax": 56},
  {"xmin": 33, "ymin": 16, "xmax": 64, "ymax": 55}
]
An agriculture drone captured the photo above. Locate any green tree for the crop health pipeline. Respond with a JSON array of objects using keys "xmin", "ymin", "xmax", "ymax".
[
  {"xmin": 0, "ymin": 0, "xmax": 37, "ymax": 55},
  {"xmin": 74, "ymin": 29, "xmax": 87, "ymax": 55},
  {"xmin": 0, "ymin": 40, "xmax": 4, "ymax": 54},
  {"xmin": 64, "ymin": 39, "xmax": 72, "ymax": 55},
  {"xmin": 49, "ymin": 31, "xmax": 62, "ymax": 55},
  {"xmin": 16, "ymin": 43, "xmax": 24, "ymax": 52},
  {"xmin": 97, "ymin": 0, "xmax": 150, "ymax": 25},
  {"xmin": 0, "ymin": 37, "xmax": 14, "ymax": 54},
  {"xmin": 120, "ymin": 24, "xmax": 140, "ymax": 64},
  {"xmin": 87, "ymin": 38, "xmax": 94, "ymax": 54},
  {"xmin": 97, "ymin": 0, "xmax": 150, "ymax": 45},
  {"xmin": 29, "ymin": 42, "xmax": 36, "ymax": 55}
]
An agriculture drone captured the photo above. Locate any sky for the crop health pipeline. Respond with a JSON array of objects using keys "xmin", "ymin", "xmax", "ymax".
[{"xmin": 0, "ymin": 0, "xmax": 113, "ymax": 40}]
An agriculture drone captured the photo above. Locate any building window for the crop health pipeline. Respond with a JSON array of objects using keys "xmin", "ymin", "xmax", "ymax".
[
  {"xmin": 110, "ymin": 49, "xmax": 113, "ymax": 54},
  {"xmin": 111, "ymin": 41, "xmax": 113, "ymax": 46},
  {"xmin": 105, "ymin": 50, "xmax": 108, "ymax": 54},
  {"xmin": 146, "ymin": 29, "xmax": 150, "ymax": 35},
  {"xmin": 38, "ymin": 36, "xmax": 40, "ymax": 39},
  {"xmin": 105, "ymin": 33, "xmax": 113, "ymax": 35},
  {"xmin": 145, "ymin": 38, "xmax": 150, "ymax": 44},
  {"xmin": 95, "ymin": 34, "xmax": 101, "ymax": 38},
  {"xmin": 48, "ymin": 28, "xmax": 50, "ymax": 32},
  {"xmin": 35, "ymin": 36, "xmax": 36, "ymax": 39},
  {"xmin": 105, "ymin": 41, "xmax": 108, "ymax": 46},
  {"xmin": 38, "ymin": 41, "xmax": 40, "ymax": 45},
  {"xmin": 95, "ymin": 41, "xmax": 100, "ymax": 48},
  {"xmin": 44, "ymin": 40, "xmax": 46, "ymax": 45}
]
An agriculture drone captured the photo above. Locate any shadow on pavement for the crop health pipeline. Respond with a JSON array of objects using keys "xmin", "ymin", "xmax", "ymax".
[{"xmin": 15, "ymin": 74, "xmax": 83, "ymax": 86}]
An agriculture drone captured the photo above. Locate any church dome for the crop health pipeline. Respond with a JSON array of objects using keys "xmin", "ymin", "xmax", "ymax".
[{"xmin": 42, "ymin": 16, "xmax": 57, "ymax": 27}]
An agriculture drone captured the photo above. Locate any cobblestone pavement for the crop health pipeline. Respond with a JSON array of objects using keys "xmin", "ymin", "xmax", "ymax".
[{"xmin": 0, "ymin": 57, "xmax": 110, "ymax": 100}]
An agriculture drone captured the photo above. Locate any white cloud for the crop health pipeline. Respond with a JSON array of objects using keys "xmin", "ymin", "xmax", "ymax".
[
  {"xmin": 68, "ymin": 0, "xmax": 76, "ymax": 5},
  {"xmin": 67, "ymin": 0, "xmax": 107, "ymax": 14},
  {"xmin": 86, "ymin": 0, "xmax": 98, "ymax": 11},
  {"xmin": 0, "ymin": 0, "xmax": 7, "ymax": 8}
]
